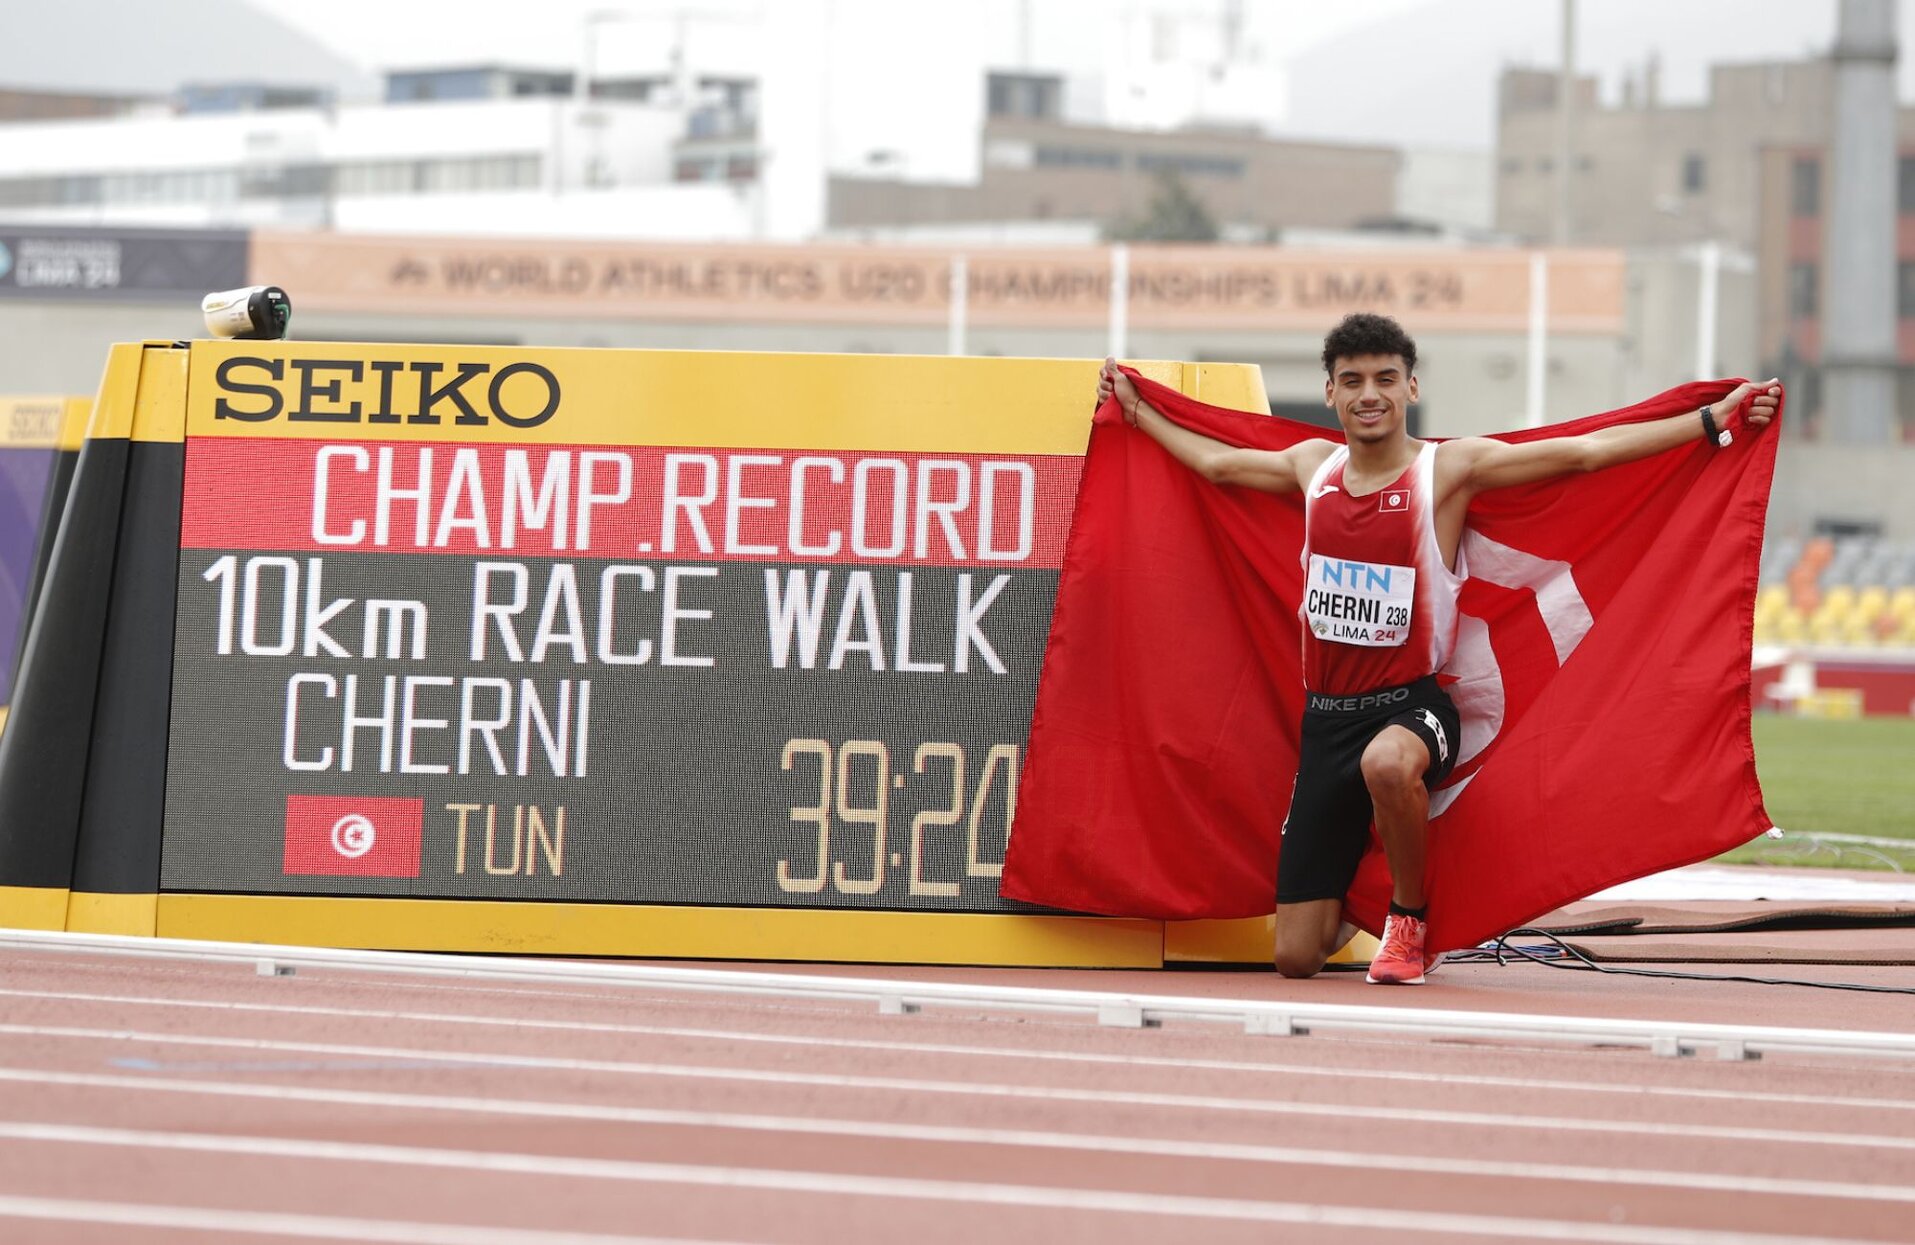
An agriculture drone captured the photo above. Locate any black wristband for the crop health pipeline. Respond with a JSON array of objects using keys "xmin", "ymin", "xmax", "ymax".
[{"xmin": 1700, "ymin": 406, "xmax": 1729, "ymax": 447}]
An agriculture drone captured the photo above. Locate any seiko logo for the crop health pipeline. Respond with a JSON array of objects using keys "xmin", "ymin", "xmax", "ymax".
[
  {"xmin": 1308, "ymin": 686, "xmax": 1412, "ymax": 714},
  {"xmin": 213, "ymin": 356, "xmax": 561, "ymax": 429}
]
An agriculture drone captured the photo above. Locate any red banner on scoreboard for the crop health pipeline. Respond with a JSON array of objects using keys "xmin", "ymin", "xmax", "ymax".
[{"xmin": 181, "ymin": 439, "xmax": 1079, "ymax": 569}]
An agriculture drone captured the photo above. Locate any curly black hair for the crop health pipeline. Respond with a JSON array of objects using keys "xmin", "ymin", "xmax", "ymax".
[{"xmin": 1321, "ymin": 313, "xmax": 1418, "ymax": 376}]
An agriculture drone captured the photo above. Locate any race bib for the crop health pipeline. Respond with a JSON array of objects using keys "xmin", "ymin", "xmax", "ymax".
[{"xmin": 1304, "ymin": 554, "xmax": 1415, "ymax": 647}]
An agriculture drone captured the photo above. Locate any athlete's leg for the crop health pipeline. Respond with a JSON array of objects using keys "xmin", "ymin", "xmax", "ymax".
[
  {"xmin": 1272, "ymin": 897, "xmax": 1345, "ymax": 978},
  {"xmin": 1360, "ymin": 725, "xmax": 1432, "ymax": 910}
]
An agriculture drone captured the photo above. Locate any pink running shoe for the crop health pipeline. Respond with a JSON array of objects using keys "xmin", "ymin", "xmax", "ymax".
[{"xmin": 1366, "ymin": 912, "xmax": 1435, "ymax": 984}]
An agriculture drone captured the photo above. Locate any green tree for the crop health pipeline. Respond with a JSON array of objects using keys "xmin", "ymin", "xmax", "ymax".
[{"xmin": 1105, "ymin": 170, "xmax": 1220, "ymax": 243}]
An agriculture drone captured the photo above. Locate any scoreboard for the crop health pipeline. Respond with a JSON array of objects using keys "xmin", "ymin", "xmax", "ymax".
[{"xmin": 157, "ymin": 344, "xmax": 1266, "ymax": 926}]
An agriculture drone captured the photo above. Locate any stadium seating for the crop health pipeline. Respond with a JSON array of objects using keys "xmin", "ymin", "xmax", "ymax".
[{"xmin": 1755, "ymin": 537, "xmax": 1915, "ymax": 648}]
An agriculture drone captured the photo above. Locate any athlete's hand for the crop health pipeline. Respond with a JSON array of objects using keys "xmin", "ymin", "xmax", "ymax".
[
  {"xmin": 1100, "ymin": 358, "xmax": 1142, "ymax": 425},
  {"xmin": 1715, "ymin": 379, "xmax": 1782, "ymax": 434}
]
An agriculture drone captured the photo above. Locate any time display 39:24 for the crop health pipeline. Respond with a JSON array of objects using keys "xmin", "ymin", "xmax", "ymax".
[{"xmin": 775, "ymin": 738, "xmax": 1018, "ymax": 900}]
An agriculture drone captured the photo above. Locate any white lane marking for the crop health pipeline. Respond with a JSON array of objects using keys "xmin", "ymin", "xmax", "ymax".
[
  {"xmin": 0, "ymin": 1194, "xmax": 746, "ymax": 1244},
  {"xmin": 0, "ymin": 1124, "xmax": 1881, "ymax": 1245},
  {"xmin": 2, "ymin": 1048, "xmax": 1913, "ymax": 1157},
  {"xmin": 13, "ymin": 930, "xmax": 1909, "ymax": 1062},
  {"xmin": 3, "ymin": 984, "xmax": 1911, "ymax": 1117},
  {"xmin": 0, "ymin": 1099, "xmax": 1908, "ymax": 1208}
]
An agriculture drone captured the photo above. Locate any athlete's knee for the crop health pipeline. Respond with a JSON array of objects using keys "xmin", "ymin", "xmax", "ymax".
[
  {"xmin": 1273, "ymin": 946, "xmax": 1327, "ymax": 979},
  {"xmin": 1360, "ymin": 732, "xmax": 1425, "ymax": 795}
]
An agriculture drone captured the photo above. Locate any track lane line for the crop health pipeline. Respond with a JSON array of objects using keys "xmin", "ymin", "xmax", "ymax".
[
  {"xmin": 7, "ymin": 934, "xmax": 1910, "ymax": 1061},
  {"xmin": 5, "ymin": 1022, "xmax": 1914, "ymax": 1149},
  {"xmin": 19, "ymin": 955, "xmax": 1911, "ymax": 1063},
  {"xmin": 3, "ymin": 1058, "xmax": 1914, "ymax": 1160},
  {"xmin": 2, "ymin": 984, "xmax": 1910, "ymax": 1115},
  {"xmin": 1, "ymin": 1100, "xmax": 1910, "ymax": 1205},
  {"xmin": 0, "ymin": 1123, "xmax": 1882, "ymax": 1245},
  {"xmin": 0, "ymin": 1194, "xmax": 750, "ymax": 1244}
]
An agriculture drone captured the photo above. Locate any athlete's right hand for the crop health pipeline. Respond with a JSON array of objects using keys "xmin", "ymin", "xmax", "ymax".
[{"xmin": 1099, "ymin": 357, "xmax": 1142, "ymax": 425}]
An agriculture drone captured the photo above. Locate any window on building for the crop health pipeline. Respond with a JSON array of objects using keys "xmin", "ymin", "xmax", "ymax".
[
  {"xmin": 1033, "ymin": 146, "xmax": 1122, "ymax": 171},
  {"xmin": 1789, "ymin": 261, "xmax": 1819, "ymax": 319},
  {"xmin": 58, "ymin": 175, "xmax": 102, "ymax": 205},
  {"xmin": 1135, "ymin": 152, "xmax": 1246, "ymax": 178},
  {"xmin": 1900, "ymin": 155, "xmax": 1915, "ymax": 214},
  {"xmin": 986, "ymin": 72, "xmax": 1063, "ymax": 121},
  {"xmin": 337, "ymin": 160, "xmax": 417, "ymax": 196},
  {"xmin": 1899, "ymin": 261, "xmax": 1915, "ymax": 319},
  {"xmin": 1682, "ymin": 153, "xmax": 1705, "ymax": 193},
  {"xmin": 1791, "ymin": 156, "xmax": 1820, "ymax": 217}
]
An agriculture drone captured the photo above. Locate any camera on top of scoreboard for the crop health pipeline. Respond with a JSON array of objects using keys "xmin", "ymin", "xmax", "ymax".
[{"xmin": 202, "ymin": 285, "xmax": 292, "ymax": 341}]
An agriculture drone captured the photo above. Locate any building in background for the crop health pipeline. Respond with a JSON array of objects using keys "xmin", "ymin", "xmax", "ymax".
[
  {"xmin": 0, "ymin": 63, "xmax": 760, "ymax": 240},
  {"xmin": 1755, "ymin": 141, "xmax": 1915, "ymax": 444},
  {"xmin": 1496, "ymin": 58, "xmax": 1835, "ymax": 250},
  {"xmin": 0, "ymin": 86, "xmax": 149, "ymax": 124},
  {"xmin": 1500, "ymin": 45, "xmax": 1915, "ymax": 447},
  {"xmin": 829, "ymin": 70, "xmax": 1401, "ymax": 243}
]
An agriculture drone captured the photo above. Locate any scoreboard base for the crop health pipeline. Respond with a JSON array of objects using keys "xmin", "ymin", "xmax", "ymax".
[
  {"xmin": 6, "ymin": 888, "xmax": 1380, "ymax": 969},
  {"xmin": 1166, "ymin": 914, "xmax": 1379, "ymax": 966},
  {"xmin": 153, "ymin": 893, "xmax": 1167, "ymax": 968},
  {"xmin": 0, "ymin": 885, "xmax": 69, "ymax": 932}
]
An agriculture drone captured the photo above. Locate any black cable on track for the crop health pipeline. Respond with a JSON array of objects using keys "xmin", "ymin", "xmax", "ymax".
[{"xmin": 1450, "ymin": 927, "xmax": 1915, "ymax": 996}]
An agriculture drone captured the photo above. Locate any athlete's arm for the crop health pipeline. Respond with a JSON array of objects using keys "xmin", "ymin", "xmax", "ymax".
[
  {"xmin": 1442, "ymin": 379, "xmax": 1781, "ymax": 498},
  {"xmin": 1099, "ymin": 358, "xmax": 1336, "ymax": 495}
]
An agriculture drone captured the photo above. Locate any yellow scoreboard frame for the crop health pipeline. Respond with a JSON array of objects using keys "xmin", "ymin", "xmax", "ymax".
[{"xmin": 0, "ymin": 340, "xmax": 1368, "ymax": 969}]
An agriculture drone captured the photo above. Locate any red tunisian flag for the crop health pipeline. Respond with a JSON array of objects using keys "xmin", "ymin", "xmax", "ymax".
[
  {"xmin": 999, "ymin": 373, "xmax": 1780, "ymax": 954},
  {"xmin": 284, "ymin": 794, "xmax": 425, "ymax": 878}
]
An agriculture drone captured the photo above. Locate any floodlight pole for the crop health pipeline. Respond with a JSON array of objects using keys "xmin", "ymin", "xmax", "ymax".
[
  {"xmin": 1526, "ymin": 251, "xmax": 1549, "ymax": 428},
  {"xmin": 1108, "ymin": 244, "xmax": 1130, "ymax": 360},
  {"xmin": 948, "ymin": 255, "xmax": 969, "ymax": 357},
  {"xmin": 1695, "ymin": 240, "xmax": 1721, "ymax": 380},
  {"xmin": 1553, "ymin": 0, "xmax": 1577, "ymax": 245}
]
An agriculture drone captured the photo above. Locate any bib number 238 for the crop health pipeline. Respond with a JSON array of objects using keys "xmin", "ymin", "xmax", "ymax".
[{"xmin": 1304, "ymin": 555, "xmax": 1416, "ymax": 648}]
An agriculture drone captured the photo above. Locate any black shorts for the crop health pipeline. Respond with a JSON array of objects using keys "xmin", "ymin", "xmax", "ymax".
[{"xmin": 1274, "ymin": 675, "xmax": 1461, "ymax": 906}]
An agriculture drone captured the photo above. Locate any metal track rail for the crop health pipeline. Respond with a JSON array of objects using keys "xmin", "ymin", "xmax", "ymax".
[{"xmin": 4, "ymin": 929, "xmax": 1912, "ymax": 1062}]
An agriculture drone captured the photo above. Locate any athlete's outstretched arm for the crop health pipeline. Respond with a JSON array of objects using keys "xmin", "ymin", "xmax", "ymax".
[
  {"xmin": 1447, "ymin": 379, "xmax": 1781, "ymax": 497},
  {"xmin": 1099, "ymin": 358, "xmax": 1334, "ymax": 495}
]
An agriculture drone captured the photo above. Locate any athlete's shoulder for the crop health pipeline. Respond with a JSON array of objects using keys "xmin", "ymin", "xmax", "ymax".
[
  {"xmin": 1431, "ymin": 437, "xmax": 1498, "ymax": 486},
  {"xmin": 1431, "ymin": 436, "xmax": 1499, "ymax": 460},
  {"xmin": 1289, "ymin": 437, "xmax": 1341, "ymax": 469}
]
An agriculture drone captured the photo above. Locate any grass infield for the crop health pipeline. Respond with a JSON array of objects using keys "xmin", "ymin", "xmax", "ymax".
[{"xmin": 1717, "ymin": 714, "xmax": 1915, "ymax": 870}]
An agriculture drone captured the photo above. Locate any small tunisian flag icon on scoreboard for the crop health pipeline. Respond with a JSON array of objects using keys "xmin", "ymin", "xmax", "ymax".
[{"xmin": 283, "ymin": 795, "xmax": 424, "ymax": 877}]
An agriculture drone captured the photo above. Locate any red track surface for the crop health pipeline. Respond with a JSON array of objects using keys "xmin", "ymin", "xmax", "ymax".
[{"xmin": 2, "ymin": 945, "xmax": 1913, "ymax": 1244}]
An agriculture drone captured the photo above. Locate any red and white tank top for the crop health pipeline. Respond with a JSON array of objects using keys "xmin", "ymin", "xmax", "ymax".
[{"xmin": 1299, "ymin": 442, "xmax": 1464, "ymax": 695}]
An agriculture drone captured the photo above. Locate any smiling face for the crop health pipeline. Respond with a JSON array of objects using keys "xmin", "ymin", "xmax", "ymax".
[{"xmin": 1325, "ymin": 353, "xmax": 1418, "ymax": 446}]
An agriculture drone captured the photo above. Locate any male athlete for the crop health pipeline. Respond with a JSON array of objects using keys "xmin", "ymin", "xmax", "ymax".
[{"xmin": 1097, "ymin": 313, "xmax": 1780, "ymax": 984}]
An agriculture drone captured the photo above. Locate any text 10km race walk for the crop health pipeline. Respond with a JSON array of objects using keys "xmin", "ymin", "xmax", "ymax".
[{"xmin": 199, "ymin": 554, "xmax": 1022, "ymax": 773}]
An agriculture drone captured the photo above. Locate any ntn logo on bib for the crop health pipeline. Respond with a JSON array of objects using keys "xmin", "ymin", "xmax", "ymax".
[{"xmin": 1304, "ymin": 554, "xmax": 1415, "ymax": 647}]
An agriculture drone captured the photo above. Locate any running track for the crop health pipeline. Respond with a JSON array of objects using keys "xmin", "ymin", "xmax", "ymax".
[{"xmin": 1, "ymin": 943, "xmax": 1912, "ymax": 1244}]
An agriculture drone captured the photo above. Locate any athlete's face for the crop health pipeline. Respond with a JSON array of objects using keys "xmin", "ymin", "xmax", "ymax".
[{"xmin": 1325, "ymin": 354, "xmax": 1418, "ymax": 445}]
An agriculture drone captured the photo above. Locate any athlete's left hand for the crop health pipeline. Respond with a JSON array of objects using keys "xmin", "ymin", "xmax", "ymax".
[{"xmin": 1716, "ymin": 379, "xmax": 1782, "ymax": 433}]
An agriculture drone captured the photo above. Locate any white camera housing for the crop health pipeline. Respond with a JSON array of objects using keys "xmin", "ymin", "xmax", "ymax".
[{"xmin": 202, "ymin": 286, "xmax": 291, "ymax": 340}]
